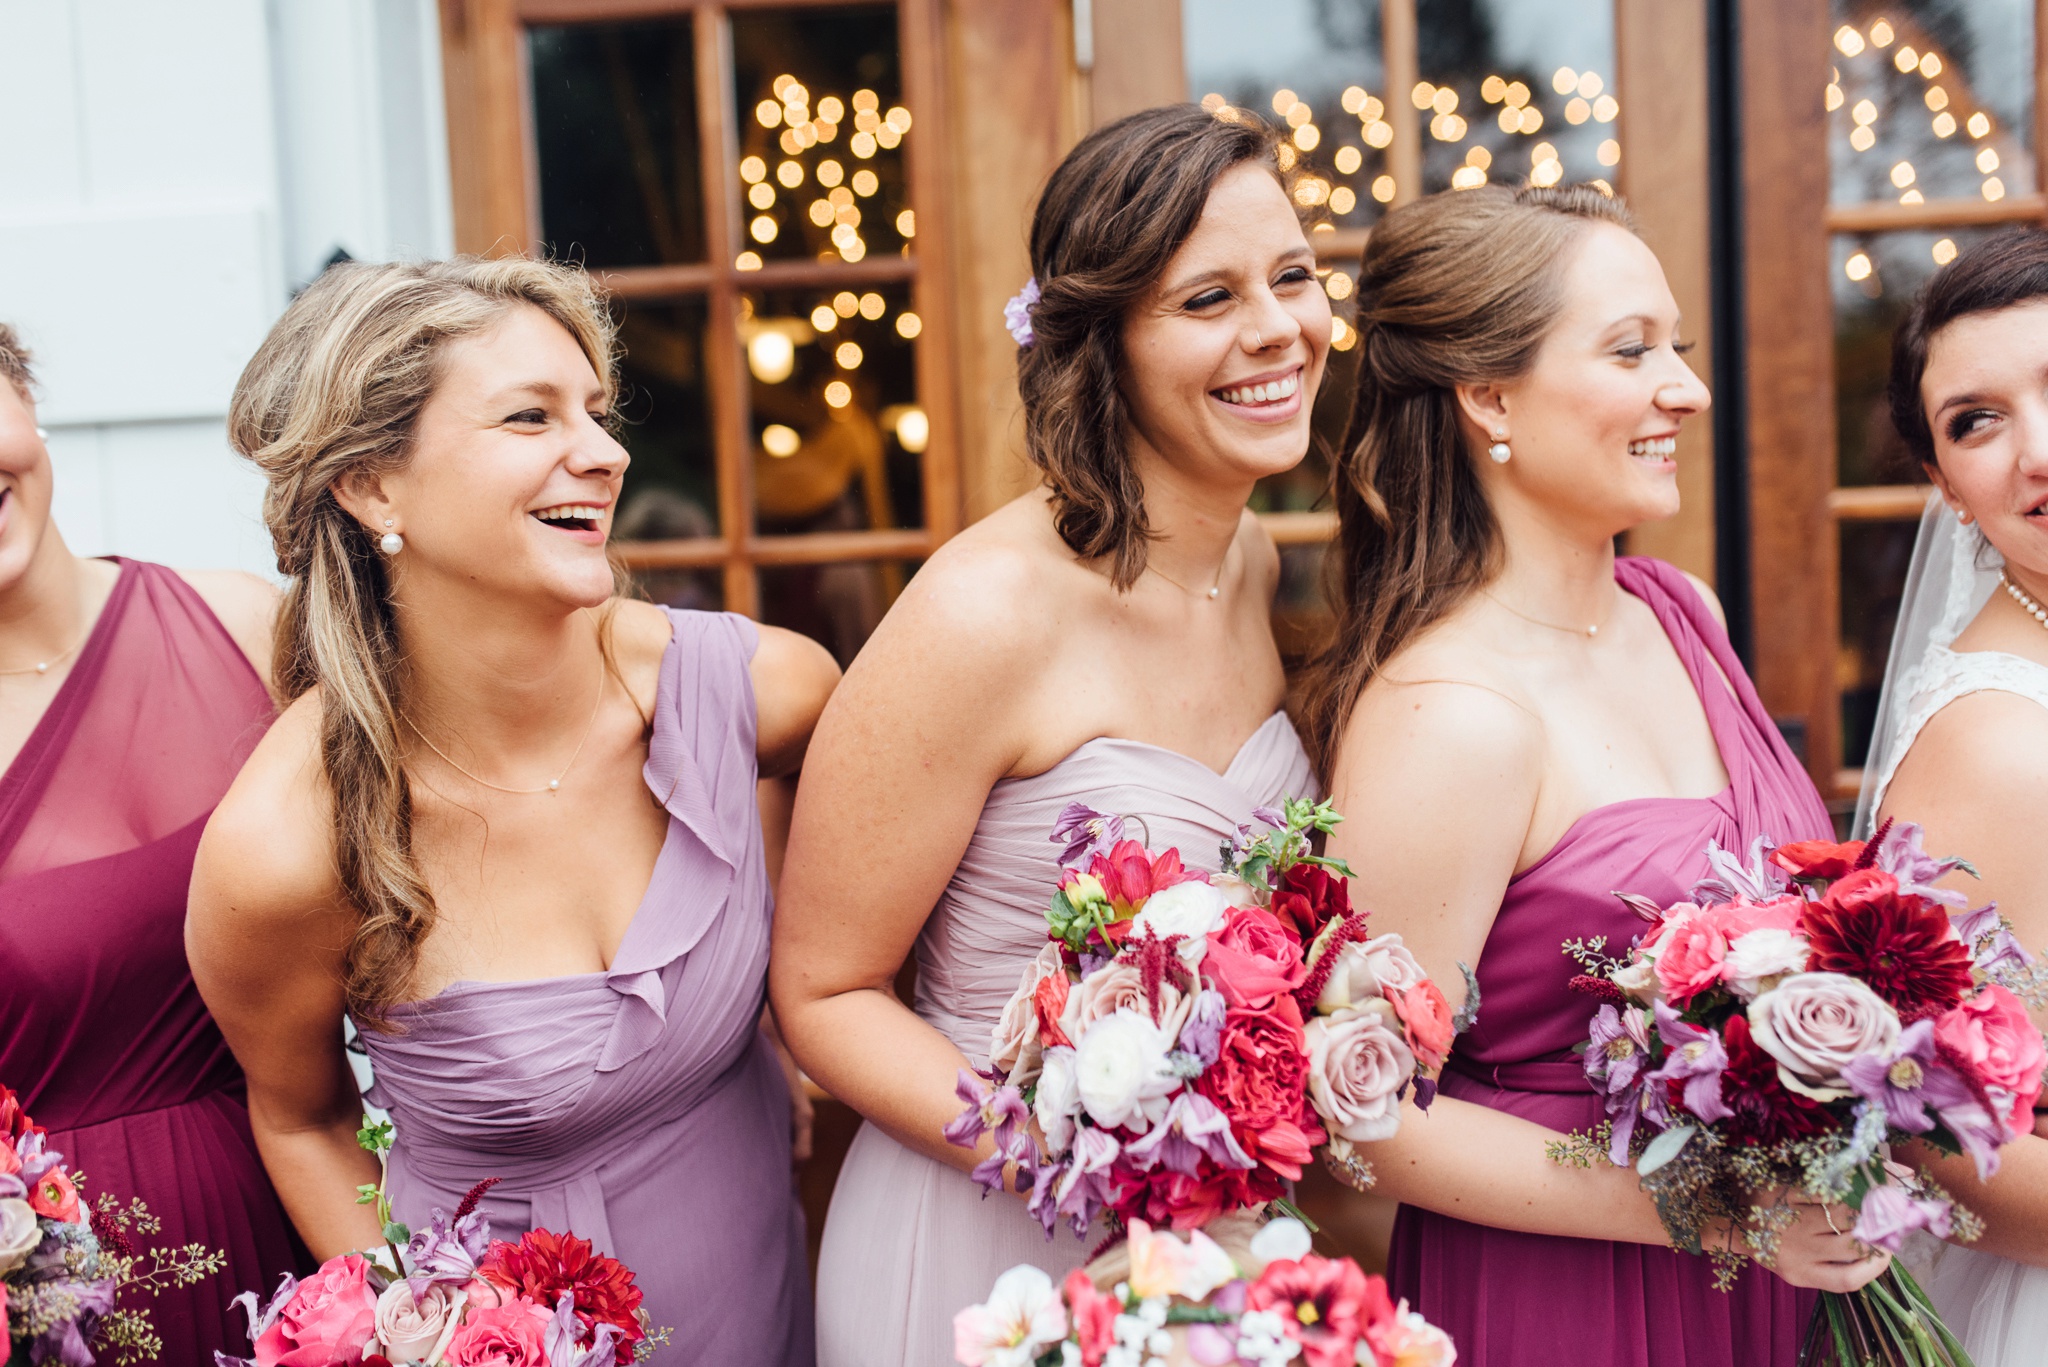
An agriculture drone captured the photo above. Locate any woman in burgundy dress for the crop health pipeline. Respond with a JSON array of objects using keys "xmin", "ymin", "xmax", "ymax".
[
  {"xmin": 0, "ymin": 325, "xmax": 300, "ymax": 1359},
  {"xmin": 1301, "ymin": 188, "xmax": 1892, "ymax": 1365}
]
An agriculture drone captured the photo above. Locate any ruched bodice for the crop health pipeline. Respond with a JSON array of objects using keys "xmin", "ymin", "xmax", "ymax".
[
  {"xmin": 816, "ymin": 710, "xmax": 1315, "ymax": 1367},
  {"xmin": 359, "ymin": 610, "xmax": 809, "ymax": 1367}
]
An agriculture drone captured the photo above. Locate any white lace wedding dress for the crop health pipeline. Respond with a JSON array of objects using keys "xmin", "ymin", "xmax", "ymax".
[{"xmin": 1861, "ymin": 498, "xmax": 2048, "ymax": 1367}]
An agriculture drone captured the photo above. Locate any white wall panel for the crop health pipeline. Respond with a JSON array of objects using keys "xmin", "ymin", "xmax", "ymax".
[
  {"xmin": 0, "ymin": 1, "xmax": 86, "ymax": 211},
  {"xmin": 42, "ymin": 424, "xmax": 109, "ymax": 556},
  {"xmin": 98, "ymin": 419, "xmax": 273, "ymax": 575}
]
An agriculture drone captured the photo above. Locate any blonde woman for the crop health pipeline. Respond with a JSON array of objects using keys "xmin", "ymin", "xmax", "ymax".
[{"xmin": 187, "ymin": 259, "xmax": 837, "ymax": 1365}]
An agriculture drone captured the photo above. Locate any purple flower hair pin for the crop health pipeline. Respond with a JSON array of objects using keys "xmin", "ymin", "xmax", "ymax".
[{"xmin": 1004, "ymin": 276, "xmax": 1040, "ymax": 347}]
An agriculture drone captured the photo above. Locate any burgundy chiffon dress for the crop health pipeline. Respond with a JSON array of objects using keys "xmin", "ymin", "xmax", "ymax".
[
  {"xmin": 1386, "ymin": 557, "xmax": 1830, "ymax": 1366},
  {"xmin": 0, "ymin": 559, "xmax": 304, "ymax": 1360}
]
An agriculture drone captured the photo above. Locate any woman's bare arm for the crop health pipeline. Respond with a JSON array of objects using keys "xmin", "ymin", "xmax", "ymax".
[{"xmin": 186, "ymin": 699, "xmax": 382, "ymax": 1261}]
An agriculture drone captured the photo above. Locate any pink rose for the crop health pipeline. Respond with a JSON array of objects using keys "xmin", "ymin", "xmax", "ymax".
[
  {"xmin": 1202, "ymin": 906, "xmax": 1308, "ymax": 1008},
  {"xmin": 1936, "ymin": 986, "xmax": 2048, "ymax": 1133},
  {"xmin": 460, "ymin": 1278, "xmax": 505, "ymax": 1310},
  {"xmin": 443, "ymin": 1295, "xmax": 553, "ymax": 1367},
  {"xmin": 990, "ymin": 943, "xmax": 1068, "ymax": 1087},
  {"xmin": 1305, "ymin": 1003, "xmax": 1415, "ymax": 1142},
  {"xmin": 1653, "ymin": 900, "xmax": 1804, "ymax": 1003},
  {"xmin": 1748, "ymin": 972, "xmax": 1901, "ymax": 1100},
  {"xmin": 255, "ymin": 1254, "xmax": 379, "ymax": 1367},
  {"xmin": 26, "ymin": 1167, "xmax": 78, "ymax": 1223},
  {"xmin": 1060, "ymin": 959, "xmax": 1190, "ymax": 1044}
]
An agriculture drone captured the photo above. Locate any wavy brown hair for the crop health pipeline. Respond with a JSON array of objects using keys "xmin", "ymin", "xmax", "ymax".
[
  {"xmin": 1300, "ymin": 184, "xmax": 1636, "ymax": 779},
  {"xmin": 228, "ymin": 257, "xmax": 617, "ymax": 1027},
  {"xmin": 0, "ymin": 323, "xmax": 34, "ymax": 398},
  {"xmin": 1018, "ymin": 104, "xmax": 1281, "ymax": 588}
]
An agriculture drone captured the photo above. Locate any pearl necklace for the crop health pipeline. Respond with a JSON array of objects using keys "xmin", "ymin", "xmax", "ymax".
[
  {"xmin": 1147, "ymin": 557, "xmax": 1227, "ymax": 601},
  {"xmin": 402, "ymin": 651, "xmax": 606, "ymax": 796},
  {"xmin": 1484, "ymin": 589, "xmax": 1613, "ymax": 639},
  {"xmin": 2001, "ymin": 571, "xmax": 2048, "ymax": 631},
  {"xmin": 0, "ymin": 633, "xmax": 85, "ymax": 677}
]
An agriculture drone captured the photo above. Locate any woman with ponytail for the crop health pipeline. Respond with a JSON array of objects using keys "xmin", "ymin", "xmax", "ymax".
[
  {"xmin": 773, "ymin": 104, "xmax": 1327, "ymax": 1367},
  {"xmin": 187, "ymin": 258, "xmax": 837, "ymax": 1364},
  {"xmin": 1303, "ymin": 185, "xmax": 1888, "ymax": 1365}
]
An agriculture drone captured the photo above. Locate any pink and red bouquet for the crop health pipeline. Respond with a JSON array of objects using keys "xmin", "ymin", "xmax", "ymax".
[
  {"xmin": 950, "ymin": 799, "xmax": 1467, "ymax": 1238},
  {"xmin": 952, "ymin": 1215, "xmax": 1455, "ymax": 1367},
  {"xmin": 1559, "ymin": 820, "xmax": 2047, "ymax": 1365},
  {"xmin": 3, "ymin": 1082, "xmax": 225, "ymax": 1365},
  {"xmin": 217, "ymin": 1119, "xmax": 662, "ymax": 1367}
]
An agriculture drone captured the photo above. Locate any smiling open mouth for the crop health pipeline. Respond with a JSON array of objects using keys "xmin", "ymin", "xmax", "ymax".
[
  {"xmin": 1628, "ymin": 437, "xmax": 1677, "ymax": 459},
  {"xmin": 531, "ymin": 504, "xmax": 605, "ymax": 533},
  {"xmin": 1213, "ymin": 371, "xmax": 1300, "ymax": 409}
]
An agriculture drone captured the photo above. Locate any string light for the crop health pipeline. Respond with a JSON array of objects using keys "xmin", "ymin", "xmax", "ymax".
[
  {"xmin": 816, "ymin": 159, "xmax": 844, "ymax": 187},
  {"xmin": 1331, "ymin": 316, "xmax": 1356, "ymax": 351},
  {"xmin": 736, "ymin": 251, "xmax": 762, "ymax": 271},
  {"xmin": 1330, "ymin": 186, "xmax": 1357, "ymax": 213},
  {"xmin": 852, "ymin": 169, "xmax": 879, "ymax": 196},
  {"xmin": 835, "ymin": 341, "xmax": 863, "ymax": 369},
  {"xmin": 1566, "ymin": 98, "xmax": 1590, "ymax": 124},
  {"xmin": 1552, "ymin": 67, "xmax": 1578, "ymax": 94},
  {"xmin": 824, "ymin": 380, "xmax": 852, "ymax": 409},
  {"xmin": 895, "ymin": 407, "xmax": 929, "ymax": 452},
  {"xmin": 1334, "ymin": 145, "xmax": 1363, "ymax": 174},
  {"xmin": 1294, "ymin": 124, "xmax": 1321, "ymax": 151},
  {"xmin": 1271, "ymin": 89, "xmax": 1298, "ymax": 116},
  {"xmin": 1324, "ymin": 270, "xmax": 1354, "ymax": 302},
  {"xmin": 1593, "ymin": 95, "xmax": 1618, "ymax": 122},
  {"xmin": 1845, "ymin": 251, "xmax": 1873, "ymax": 282},
  {"xmin": 896, "ymin": 208, "xmax": 916, "ymax": 238},
  {"xmin": 762, "ymin": 424, "xmax": 800, "ymax": 458},
  {"xmin": 1933, "ymin": 238, "xmax": 1958, "ymax": 265},
  {"xmin": 740, "ymin": 156, "xmax": 767, "ymax": 183},
  {"xmin": 1835, "ymin": 26, "xmax": 1865, "ymax": 57},
  {"xmin": 1371, "ymin": 175, "xmax": 1395, "ymax": 203},
  {"xmin": 748, "ymin": 183, "xmax": 775, "ymax": 209},
  {"xmin": 896, "ymin": 311, "xmax": 922, "ymax": 339},
  {"xmin": 811, "ymin": 304, "xmax": 837, "ymax": 331}
]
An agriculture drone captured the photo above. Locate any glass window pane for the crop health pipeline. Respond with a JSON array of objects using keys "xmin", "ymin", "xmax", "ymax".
[
  {"xmin": 1251, "ymin": 328, "xmax": 1355, "ymax": 517},
  {"xmin": 761, "ymin": 559, "xmax": 920, "ymax": 666},
  {"xmin": 1183, "ymin": 0, "xmax": 1389, "ymax": 227},
  {"xmin": 1828, "ymin": 2, "xmax": 2034, "ymax": 206},
  {"xmin": 1832, "ymin": 227, "xmax": 1997, "ymax": 485},
  {"xmin": 730, "ymin": 7, "xmax": 911, "ymax": 265},
  {"xmin": 744, "ymin": 285, "xmax": 923, "ymax": 534},
  {"xmin": 625, "ymin": 561, "xmax": 724, "ymax": 613},
  {"xmin": 1840, "ymin": 518, "xmax": 1920, "ymax": 766},
  {"xmin": 614, "ymin": 296, "xmax": 720, "ymax": 538},
  {"xmin": 1417, "ymin": 0, "xmax": 1618, "ymax": 196},
  {"xmin": 530, "ymin": 20, "xmax": 705, "ymax": 267}
]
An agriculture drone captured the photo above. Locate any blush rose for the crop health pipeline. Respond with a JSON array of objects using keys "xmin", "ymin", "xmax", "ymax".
[
  {"xmin": 1748, "ymin": 972, "xmax": 1902, "ymax": 1101},
  {"xmin": 1305, "ymin": 1003, "xmax": 1415, "ymax": 1142}
]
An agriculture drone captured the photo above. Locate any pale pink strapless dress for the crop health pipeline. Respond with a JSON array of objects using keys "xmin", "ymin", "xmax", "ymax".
[{"xmin": 813, "ymin": 712, "xmax": 1316, "ymax": 1367}]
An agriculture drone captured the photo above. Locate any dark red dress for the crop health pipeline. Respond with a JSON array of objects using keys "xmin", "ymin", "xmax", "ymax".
[{"xmin": 0, "ymin": 559, "xmax": 305, "ymax": 1361}]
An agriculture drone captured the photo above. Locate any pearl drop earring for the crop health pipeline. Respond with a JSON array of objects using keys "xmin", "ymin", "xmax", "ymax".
[
  {"xmin": 379, "ymin": 519, "xmax": 403, "ymax": 555},
  {"xmin": 1488, "ymin": 429, "xmax": 1512, "ymax": 464},
  {"xmin": 34, "ymin": 428, "xmax": 48, "ymax": 440}
]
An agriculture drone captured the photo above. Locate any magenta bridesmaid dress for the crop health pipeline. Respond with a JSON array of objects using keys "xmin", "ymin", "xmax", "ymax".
[
  {"xmin": 1387, "ymin": 557, "xmax": 1829, "ymax": 1365},
  {"xmin": 358, "ymin": 610, "xmax": 812, "ymax": 1367},
  {"xmin": 0, "ymin": 559, "xmax": 305, "ymax": 1361}
]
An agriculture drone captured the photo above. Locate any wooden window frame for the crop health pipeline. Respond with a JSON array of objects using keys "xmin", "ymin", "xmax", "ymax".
[
  {"xmin": 1742, "ymin": 0, "xmax": 2048, "ymax": 801},
  {"xmin": 438, "ymin": 0, "xmax": 961, "ymax": 616}
]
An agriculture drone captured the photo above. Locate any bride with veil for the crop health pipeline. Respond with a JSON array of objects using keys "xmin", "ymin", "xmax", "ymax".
[{"xmin": 1857, "ymin": 231, "xmax": 2048, "ymax": 1367}]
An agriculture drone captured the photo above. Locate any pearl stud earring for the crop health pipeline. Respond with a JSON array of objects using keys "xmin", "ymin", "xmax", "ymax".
[
  {"xmin": 1488, "ymin": 429, "xmax": 1512, "ymax": 464},
  {"xmin": 379, "ymin": 520, "xmax": 403, "ymax": 555}
]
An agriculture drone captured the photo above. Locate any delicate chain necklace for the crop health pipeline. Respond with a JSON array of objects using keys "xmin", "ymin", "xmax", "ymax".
[
  {"xmin": 1484, "ymin": 588, "xmax": 1613, "ymax": 639},
  {"xmin": 402, "ymin": 649, "xmax": 607, "ymax": 795},
  {"xmin": 2000, "ymin": 571, "xmax": 2048, "ymax": 631},
  {"xmin": 0, "ymin": 631, "xmax": 86, "ymax": 677},
  {"xmin": 1147, "ymin": 555, "xmax": 1227, "ymax": 601}
]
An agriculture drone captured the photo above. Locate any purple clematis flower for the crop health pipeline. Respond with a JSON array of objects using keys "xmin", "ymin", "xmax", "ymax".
[
  {"xmin": 1251, "ymin": 805, "xmax": 1286, "ymax": 830},
  {"xmin": 1647, "ymin": 1000, "xmax": 1732, "ymax": 1126},
  {"xmin": 1122, "ymin": 1091, "xmax": 1256, "ymax": 1177},
  {"xmin": 1177, "ymin": 989, "xmax": 1227, "ymax": 1070},
  {"xmin": 545, "ymin": 1290, "xmax": 625, "ymax": 1367},
  {"xmin": 943, "ymin": 1070, "xmax": 1033, "ymax": 1193},
  {"xmin": 1585, "ymin": 1004, "xmax": 1656, "ymax": 1165},
  {"xmin": 1841, "ymin": 1019, "xmax": 1976, "ymax": 1134},
  {"xmin": 406, "ymin": 1205, "xmax": 492, "ymax": 1297},
  {"xmin": 226, "ymin": 1271, "xmax": 299, "ymax": 1353},
  {"xmin": 1954, "ymin": 902, "xmax": 2035, "ymax": 977},
  {"xmin": 1692, "ymin": 834, "xmax": 1791, "ymax": 904},
  {"xmin": 1050, "ymin": 802, "xmax": 1126, "ymax": 866},
  {"xmin": 32, "ymin": 1276, "xmax": 116, "ymax": 1367},
  {"xmin": 1871, "ymin": 820, "xmax": 1972, "ymax": 908},
  {"xmin": 1053, "ymin": 1126, "xmax": 1120, "ymax": 1235},
  {"xmin": 1004, "ymin": 277, "xmax": 1041, "ymax": 347},
  {"xmin": 1851, "ymin": 1180, "xmax": 1954, "ymax": 1253},
  {"xmin": 1021, "ymin": 1150, "xmax": 1066, "ymax": 1238}
]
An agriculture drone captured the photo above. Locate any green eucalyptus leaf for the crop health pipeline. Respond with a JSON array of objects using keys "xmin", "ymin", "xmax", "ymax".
[{"xmin": 1637, "ymin": 1124, "xmax": 1696, "ymax": 1177}]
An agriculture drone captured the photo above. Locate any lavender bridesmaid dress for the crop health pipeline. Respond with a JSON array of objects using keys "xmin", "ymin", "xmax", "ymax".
[
  {"xmin": 0, "ymin": 560, "xmax": 305, "ymax": 1362},
  {"xmin": 813, "ymin": 713, "xmax": 1316, "ymax": 1367},
  {"xmin": 359, "ymin": 610, "xmax": 811, "ymax": 1366},
  {"xmin": 1387, "ymin": 557, "xmax": 1828, "ymax": 1366}
]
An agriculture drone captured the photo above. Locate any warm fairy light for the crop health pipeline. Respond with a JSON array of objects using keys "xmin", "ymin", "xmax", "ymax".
[
  {"xmin": 1920, "ymin": 53, "xmax": 1942, "ymax": 77},
  {"xmin": 811, "ymin": 304, "xmax": 837, "ymax": 331},
  {"xmin": 824, "ymin": 380, "xmax": 852, "ymax": 408},
  {"xmin": 1359, "ymin": 94, "xmax": 1385, "ymax": 121},
  {"xmin": 1968, "ymin": 111, "xmax": 1992, "ymax": 138},
  {"xmin": 1286, "ymin": 101, "xmax": 1313, "ymax": 128},
  {"xmin": 1900, "ymin": 188, "xmax": 1925, "ymax": 204},
  {"xmin": 778, "ymin": 130, "xmax": 801, "ymax": 155},
  {"xmin": 832, "ymin": 291, "xmax": 859, "ymax": 318},
  {"xmin": 1364, "ymin": 121, "xmax": 1393, "ymax": 148},
  {"xmin": 885, "ymin": 106, "xmax": 912, "ymax": 133},
  {"xmin": 858, "ymin": 292, "xmax": 885, "ymax": 319},
  {"xmin": 1869, "ymin": 19, "xmax": 1894, "ymax": 46},
  {"xmin": 751, "ymin": 215, "xmax": 779, "ymax": 243},
  {"xmin": 1891, "ymin": 161, "xmax": 1916, "ymax": 187},
  {"xmin": 1894, "ymin": 45, "xmax": 1919, "ymax": 73},
  {"xmin": 1933, "ymin": 111, "xmax": 1957, "ymax": 137},
  {"xmin": 896, "ymin": 311, "xmax": 922, "ymax": 338},
  {"xmin": 1593, "ymin": 95, "xmax": 1618, "ymax": 123},
  {"xmin": 1531, "ymin": 159, "xmax": 1563, "ymax": 187},
  {"xmin": 1577, "ymin": 72, "xmax": 1604, "ymax": 99},
  {"xmin": 1481, "ymin": 75, "xmax": 1506, "ymax": 103},
  {"xmin": 896, "ymin": 208, "xmax": 915, "ymax": 238},
  {"xmin": 1925, "ymin": 87, "xmax": 1949, "ymax": 111},
  {"xmin": 841, "ymin": 238, "xmax": 867, "ymax": 262},
  {"xmin": 773, "ymin": 75, "xmax": 797, "ymax": 98},
  {"xmin": 1432, "ymin": 87, "xmax": 1459, "ymax": 116},
  {"xmin": 1271, "ymin": 89, "xmax": 1297, "ymax": 115},
  {"xmin": 851, "ymin": 132, "xmax": 877, "ymax": 158},
  {"xmin": 836, "ymin": 341, "xmax": 863, "ymax": 369},
  {"xmin": 1334, "ymin": 145, "xmax": 1363, "ymax": 175},
  {"xmin": 1202, "ymin": 92, "xmax": 1226, "ymax": 111},
  {"xmin": 831, "ymin": 223, "xmax": 859, "ymax": 250},
  {"xmin": 1598, "ymin": 139, "xmax": 1621, "ymax": 166},
  {"xmin": 1566, "ymin": 98, "xmax": 1590, "ymax": 125},
  {"xmin": 1984, "ymin": 176, "xmax": 2006, "ymax": 201},
  {"xmin": 812, "ymin": 118, "xmax": 838, "ymax": 143},
  {"xmin": 1371, "ymin": 175, "xmax": 1396, "ymax": 203},
  {"xmin": 748, "ymin": 183, "xmax": 775, "ymax": 210},
  {"xmin": 1845, "ymin": 251, "xmax": 1873, "ymax": 281},
  {"xmin": 736, "ymin": 251, "xmax": 762, "ymax": 270},
  {"xmin": 851, "ymin": 168, "xmax": 880, "ymax": 197},
  {"xmin": 1294, "ymin": 177, "xmax": 1330, "ymax": 207},
  {"xmin": 817, "ymin": 159, "xmax": 845, "ymax": 187},
  {"xmin": 895, "ymin": 407, "xmax": 929, "ymax": 452},
  {"xmin": 1330, "ymin": 316, "xmax": 1355, "ymax": 351},
  {"xmin": 1531, "ymin": 141, "xmax": 1558, "ymax": 163},
  {"xmin": 1504, "ymin": 81, "xmax": 1530, "ymax": 109},
  {"xmin": 1430, "ymin": 113, "xmax": 1468, "ymax": 142},
  {"xmin": 1450, "ymin": 165, "xmax": 1487, "ymax": 190},
  {"xmin": 1466, "ymin": 145, "xmax": 1492, "ymax": 169},
  {"xmin": 1276, "ymin": 143, "xmax": 1298, "ymax": 170},
  {"xmin": 1211, "ymin": 104, "xmax": 1243, "ymax": 124},
  {"xmin": 1590, "ymin": 178, "xmax": 1614, "ymax": 196},
  {"xmin": 1933, "ymin": 237, "xmax": 1958, "ymax": 264},
  {"xmin": 771, "ymin": 160, "xmax": 798, "ymax": 188},
  {"xmin": 828, "ymin": 185, "xmax": 855, "ymax": 210},
  {"xmin": 1341, "ymin": 85, "xmax": 1369, "ymax": 114},
  {"xmin": 762, "ymin": 423, "xmax": 800, "ymax": 458},
  {"xmin": 748, "ymin": 331, "xmax": 794, "ymax": 383},
  {"xmin": 818, "ymin": 95, "xmax": 845, "ymax": 123},
  {"xmin": 740, "ymin": 156, "xmax": 767, "ymax": 183},
  {"xmin": 1552, "ymin": 67, "xmax": 1578, "ymax": 95},
  {"xmin": 1330, "ymin": 186, "xmax": 1357, "ymax": 213},
  {"xmin": 1852, "ymin": 99, "xmax": 1877, "ymax": 126},
  {"xmin": 1517, "ymin": 107, "xmax": 1545, "ymax": 134},
  {"xmin": 1294, "ymin": 124, "xmax": 1321, "ymax": 151},
  {"xmin": 1826, "ymin": 84, "xmax": 1844, "ymax": 112},
  {"xmin": 1411, "ymin": 81, "xmax": 1437, "ymax": 110},
  {"xmin": 1835, "ymin": 26, "xmax": 1865, "ymax": 56},
  {"xmin": 1850, "ymin": 125, "xmax": 1876, "ymax": 151},
  {"xmin": 875, "ymin": 124, "xmax": 902, "ymax": 150},
  {"xmin": 1977, "ymin": 147, "xmax": 2001, "ymax": 173},
  {"xmin": 852, "ymin": 89, "xmax": 879, "ymax": 112},
  {"xmin": 757, "ymin": 100, "xmax": 782, "ymax": 128},
  {"xmin": 809, "ymin": 200, "xmax": 834, "ymax": 227}
]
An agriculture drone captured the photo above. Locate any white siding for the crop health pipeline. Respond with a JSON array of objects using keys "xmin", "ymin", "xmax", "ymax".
[{"xmin": 0, "ymin": 0, "xmax": 453, "ymax": 578}]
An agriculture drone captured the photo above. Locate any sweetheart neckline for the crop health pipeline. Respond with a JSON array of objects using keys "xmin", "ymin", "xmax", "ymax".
[{"xmin": 997, "ymin": 709, "xmax": 1297, "ymax": 790}]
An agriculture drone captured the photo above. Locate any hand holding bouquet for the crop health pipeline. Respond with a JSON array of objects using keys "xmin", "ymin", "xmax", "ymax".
[
  {"xmin": 952, "ymin": 1215, "xmax": 1455, "ymax": 1367},
  {"xmin": 951, "ymin": 799, "xmax": 1471, "ymax": 1238},
  {"xmin": 1555, "ymin": 820, "xmax": 2047, "ymax": 1365},
  {"xmin": 2, "ymin": 1082, "xmax": 226, "ymax": 1365},
  {"xmin": 216, "ymin": 1118, "xmax": 665, "ymax": 1367}
]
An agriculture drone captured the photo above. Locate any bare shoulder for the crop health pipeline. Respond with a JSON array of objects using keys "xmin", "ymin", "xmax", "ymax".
[
  {"xmin": 751, "ymin": 625, "xmax": 841, "ymax": 776},
  {"xmin": 1677, "ymin": 568, "xmax": 1729, "ymax": 629},
  {"xmin": 176, "ymin": 567, "xmax": 279, "ymax": 677},
  {"xmin": 1895, "ymin": 686, "xmax": 2048, "ymax": 802},
  {"xmin": 602, "ymin": 597, "xmax": 675, "ymax": 715},
  {"xmin": 191, "ymin": 690, "xmax": 341, "ymax": 931},
  {"xmin": 859, "ymin": 497, "xmax": 1066, "ymax": 677}
]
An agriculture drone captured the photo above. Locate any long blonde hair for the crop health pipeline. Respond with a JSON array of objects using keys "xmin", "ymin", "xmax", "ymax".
[{"xmin": 228, "ymin": 257, "xmax": 618, "ymax": 1027}]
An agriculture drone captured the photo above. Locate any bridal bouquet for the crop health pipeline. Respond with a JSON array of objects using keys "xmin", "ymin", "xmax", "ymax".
[
  {"xmin": 1555, "ymin": 820, "xmax": 2047, "ymax": 1366},
  {"xmin": 216, "ymin": 1117, "xmax": 664, "ymax": 1367},
  {"xmin": 953, "ymin": 1215, "xmax": 1455, "ymax": 1367},
  {"xmin": 3, "ymin": 1082, "xmax": 227, "ymax": 1365},
  {"xmin": 948, "ymin": 798, "xmax": 1469, "ymax": 1237}
]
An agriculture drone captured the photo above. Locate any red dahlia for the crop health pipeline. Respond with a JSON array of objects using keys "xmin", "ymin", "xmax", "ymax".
[
  {"xmin": 482, "ymin": 1229, "xmax": 644, "ymax": 1363},
  {"xmin": 1271, "ymin": 864, "xmax": 1351, "ymax": 941},
  {"xmin": 1719, "ymin": 1015, "xmax": 1833, "ymax": 1145},
  {"xmin": 1800, "ymin": 870, "xmax": 1974, "ymax": 1020},
  {"xmin": 0, "ymin": 1083, "xmax": 43, "ymax": 1144}
]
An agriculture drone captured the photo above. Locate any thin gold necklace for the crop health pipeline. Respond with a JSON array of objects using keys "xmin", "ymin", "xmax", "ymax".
[
  {"xmin": 1484, "ymin": 588, "xmax": 1613, "ymax": 639},
  {"xmin": 2000, "ymin": 571, "xmax": 2048, "ymax": 632},
  {"xmin": 1148, "ymin": 555, "xmax": 1227, "ymax": 601},
  {"xmin": 0, "ymin": 632, "xmax": 86, "ymax": 677},
  {"xmin": 402, "ymin": 649, "xmax": 607, "ymax": 796}
]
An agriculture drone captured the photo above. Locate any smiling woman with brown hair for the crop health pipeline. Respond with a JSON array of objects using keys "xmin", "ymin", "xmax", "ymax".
[{"xmin": 771, "ymin": 102, "xmax": 1329, "ymax": 1367}]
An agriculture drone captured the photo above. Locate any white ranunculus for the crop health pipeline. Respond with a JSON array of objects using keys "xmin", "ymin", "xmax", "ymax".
[
  {"xmin": 1610, "ymin": 953, "xmax": 1660, "ymax": 1003},
  {"xmin": 952, "ymin": 1264, "xmax": 1069, "ymax": 1367},
  {"xmin": 1128, "ymin": 881, "xmax": 1230, "ymax": 966},
  {"xmin": 1722, "ymin": 927, "xmax": 1811, "ymax": 1000},
  {"xmin": 1035, "ymin": 1046, "xmax": 1080, "ymax": 1157},
  {"xmin": 1074, "ymin": 1009, "xmax": 1177, "ymax": 1133},
  {"xmin": 0, "ymin": 1197, "xmax": 40, "ymax": 1274}
]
